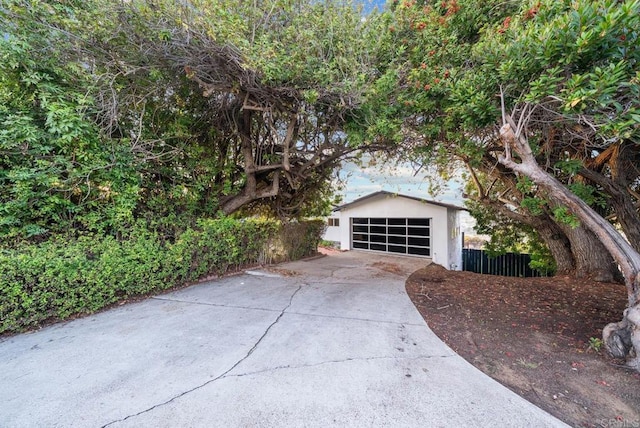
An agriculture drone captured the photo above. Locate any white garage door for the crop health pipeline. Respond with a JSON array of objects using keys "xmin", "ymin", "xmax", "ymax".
[{"xmin": 351, "ymin": 217, "xmax": 431, "ymax": 257}]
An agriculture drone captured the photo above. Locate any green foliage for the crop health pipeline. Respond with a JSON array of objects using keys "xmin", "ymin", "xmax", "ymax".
[
  {"xmin": 250, "ymin": 0, "xmax": 382, "ymax": 89},
  {"xmin": 0, "ymin": 1, "xmax": 371, "ymax": 335},
  {"xmin": 588, "ymin": 337, "xmax": 604, "ymax": 352},
  {"xmin": 376, "ymin": 0, "xmax": 640, "ymax": 274},
  {"xmin": 0, "ymin": 2, "xmax": 140, "ymax": 240},
  {"xmin": 488, "ymin": 0, "xmax": 640, "ymax": 139},
  {"xmin": 356, "ymin": 0, "xmax": 522, "ymax": 168},
  {"xmin": 567, "ymin": 183, "xmax": 607, "ymax": 209},
  {"xmin": 520, "ymin": 197, "xmax": 546, "ymax": 216},
  {"xmin": 1, "ymin": 0, "xmax": 383, "ymax": 243},
  {"xmin": 553, "ymin": 206, "xmax": 581, "ymax": 228},
  {"xmin": 554, "ymin": 159, "xmax": 583, "ymax": 176},
  {"xmin": 0, "ymin": 217, "xmax": 325, "ymax": 334},
  {"xmin": 278, "ymin": 220, "xmax": 326, "ymax": 261},
  {"xmin": 466, "ymin": 197, "xmax": 556, "ymax": 274},
  {"xmin": 526, "ymin": 235, "xmax": 557, "ymax": 275}
]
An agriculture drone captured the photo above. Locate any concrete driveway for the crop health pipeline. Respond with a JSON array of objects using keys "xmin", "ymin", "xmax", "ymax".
[{"xmin": 0, "ymin": 251, "xmax": 567, "ymax": 427}]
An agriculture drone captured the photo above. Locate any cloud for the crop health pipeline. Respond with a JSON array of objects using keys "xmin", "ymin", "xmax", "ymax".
[
  {"xmin": 337, "ymin": 159, "xmax": 465, "ymax": 205},
  {"xmin": 334, "ymin": 157, "xmax": 481, "ymax": 233}
]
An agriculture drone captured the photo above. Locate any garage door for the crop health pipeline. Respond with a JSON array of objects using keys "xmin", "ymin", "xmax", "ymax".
[{"xmin": 351, "ymin": 217, "xmax": 431, "ymax": 256}]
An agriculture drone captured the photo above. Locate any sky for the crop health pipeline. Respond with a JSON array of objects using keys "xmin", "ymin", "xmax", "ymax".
[
  {"xmin": 336, "ymin": 158, "xmax": 478, "ymax": 233},
  {"xmin": 337, "ymin": 157, "xmax": 465, "ymax": 206},
  {"xmin": 361, "ymin": 0, "xmax": 387, "ymax": 14}
]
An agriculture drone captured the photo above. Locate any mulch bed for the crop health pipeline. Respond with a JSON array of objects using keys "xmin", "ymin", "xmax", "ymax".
[{"xmin": 405, "ymin": 264, "xmax": 640, "ymax": 428}]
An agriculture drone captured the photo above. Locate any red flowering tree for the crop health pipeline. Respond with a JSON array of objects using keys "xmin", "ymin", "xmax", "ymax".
[{"xmin": 374, "ymin": 0, "xmax": 640, "ymax": 370}]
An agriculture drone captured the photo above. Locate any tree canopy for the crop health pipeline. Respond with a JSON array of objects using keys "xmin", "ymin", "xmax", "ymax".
[
  {"xmin": 1, "ymin": 0, "xmax": 390, "ymax": 240},
  {"xmin": 375, "ymin": 0, "xmax": 640, "ymax": 369},
  {"xmin": 373, "ymin": 0, "xmax": 638, "ymax": 271}
]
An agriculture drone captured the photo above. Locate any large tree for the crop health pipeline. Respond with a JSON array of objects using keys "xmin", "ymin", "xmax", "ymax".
[
  {"xmin": 1, "ymin": 0, "xmax": 390, "ymax": 240},
  {"xmin": 83, "ymin": 0, "xmax": 393, "ymax": 218},
  {"xmin": 372, "ymin": 0, "xmax": 621, "ymax": 279},
  {"xmin": 489, "ymin": 0, "xmax": 640, "ymax": 369},
  {"xmin": 378, "ymin": 0, "xmax": 640, "ymax": 369}
]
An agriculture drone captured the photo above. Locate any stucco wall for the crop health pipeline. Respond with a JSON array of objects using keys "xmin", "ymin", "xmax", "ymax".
[
  {"xmin": 324, "ymin": 217, "xmax": 341, "ymax": 242},
  {"xmin": 447, "ymin": 208, "xmax": 463, "ymax": 270}
]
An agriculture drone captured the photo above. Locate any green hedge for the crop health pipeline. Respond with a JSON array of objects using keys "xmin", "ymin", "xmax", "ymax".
[
  {"xmin": 0, "ymin": 218, "xmax": 323, "ymax": 334},
  {"xmin": 279, "ymin": 220, "xmax": 326, "ymax": 261}
]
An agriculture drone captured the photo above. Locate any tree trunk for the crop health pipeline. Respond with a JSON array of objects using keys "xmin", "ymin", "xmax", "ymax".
[
  {"xmin": 218, "ymin": 108, "xmax": 284, "ymax": 215},
  {"xmin": 466, "ymin": 160, "xmax": 576, "ymax": 274},
  {"xmin": 609, "ymin": 188, "xmax": 640, "ymax": 253},
  {"xmin": 499, "ymin": 120, "xmax": 640, "ymax": 371},
  {"xmin": 558, "ymin": 223, "xmax": 620, "ymax": 282},
  {"xmin": 579, "ymin": 167, "xmax": 640, "ymax": 253},
  {"xmin": 546, "ymin": 196, "xmax": 620, "ymax": 282},
  {"xmin": 474, "ymin": 196, "xmax": 576, "ymax": 274},
  {"xmin": 533, "ymin": 219, "xmax": 575, "ymax": 275},
  {"xmin": 220, "ymin": 171, "xmax": 281, "ymax": 215}
]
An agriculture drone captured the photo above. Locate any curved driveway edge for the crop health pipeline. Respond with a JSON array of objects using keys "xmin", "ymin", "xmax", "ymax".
[{"xmin": 0, "ymin": 251, "xmax": 568, "ymax": 427}]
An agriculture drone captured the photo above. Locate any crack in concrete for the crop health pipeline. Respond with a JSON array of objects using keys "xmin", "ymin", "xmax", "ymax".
[
  {"xmin": 223, "ymin": 354, "xmax": 455, "ymax": 379},
  {"xmin": 153, "ymin": 292, "xmax": 426, "ymax": 333},
  {"xmin": 151, "ymin": 296, "xmax": 282, "ymax": 314},
  {"xmin": 151, "ymin": 294, "xmax": 424, "ymax": 327},
  {"xmin": 285, "ymin": 310, "xmax": 426, "ymax": 326},
  {"xmin": 152, "ymin": 289, "xmax": 424, "ymax": 327},
  {"xmin": 101, "ymin": 284, "xmax": 303, "ymax": 428}
]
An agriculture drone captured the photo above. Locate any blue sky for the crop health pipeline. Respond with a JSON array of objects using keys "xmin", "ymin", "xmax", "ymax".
[
  {"xmin": 337, "ymin": 158, "xmax": 465, "ymax": 206},
  {"xmin": 361, "ymin": 0, "xmax": 387, "ymax": 14},
  {"xmin": 336, "ymin": 157, "xmax": 477, "ymax": 232}
]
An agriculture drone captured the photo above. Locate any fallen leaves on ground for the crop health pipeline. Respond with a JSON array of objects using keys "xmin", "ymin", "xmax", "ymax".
[{"xmin": 406, "ymin": 264, "xmax": 640, "ymax": 428}]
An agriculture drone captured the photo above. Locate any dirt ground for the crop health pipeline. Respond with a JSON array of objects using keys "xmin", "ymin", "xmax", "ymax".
[{"xmin": 405, "ymin": 264, "xmax": 640, "ymax": 428}]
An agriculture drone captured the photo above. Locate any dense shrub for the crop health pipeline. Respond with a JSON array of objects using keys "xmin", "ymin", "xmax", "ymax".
[
  {"xmin": 280, "ymin": 220, "xmax": 326, "ymax": 261},
  {"xmin": 258, "ymin": 220, "xmax": 326, "ymax": 264},
  {"xmin": 0, "ymin": 218, "xmax": 323, "ymax": 334}
]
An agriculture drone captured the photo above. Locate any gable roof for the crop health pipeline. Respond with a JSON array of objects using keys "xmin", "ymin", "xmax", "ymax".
[{"xmin": 333, "ymin": 191, "xmax": 465, "ymax": 212}]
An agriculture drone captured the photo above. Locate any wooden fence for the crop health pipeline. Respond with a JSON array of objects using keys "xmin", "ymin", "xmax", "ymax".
[{"xmin": 462, "ymin": 249, "xmax": 548, "ymax": 277}]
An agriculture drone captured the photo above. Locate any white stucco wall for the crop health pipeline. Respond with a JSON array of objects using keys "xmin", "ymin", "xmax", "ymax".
[
  {"xmin": 324, "ymin": 216, "xmax": 342, "ymax": 242},
  {"xmin": 447, "ymin": 208, "xmax": 463, "ymax": 270}
]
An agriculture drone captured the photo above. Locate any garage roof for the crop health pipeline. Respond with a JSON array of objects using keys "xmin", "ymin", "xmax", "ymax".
[{"xmin": 333, "ymin": 191, "xmax": 465, "ymax": 212}]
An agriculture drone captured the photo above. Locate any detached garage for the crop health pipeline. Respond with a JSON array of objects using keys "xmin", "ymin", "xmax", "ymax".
[{"xmin": 324, "ymin": 191, "xmax": 464, "ymax": 271}]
